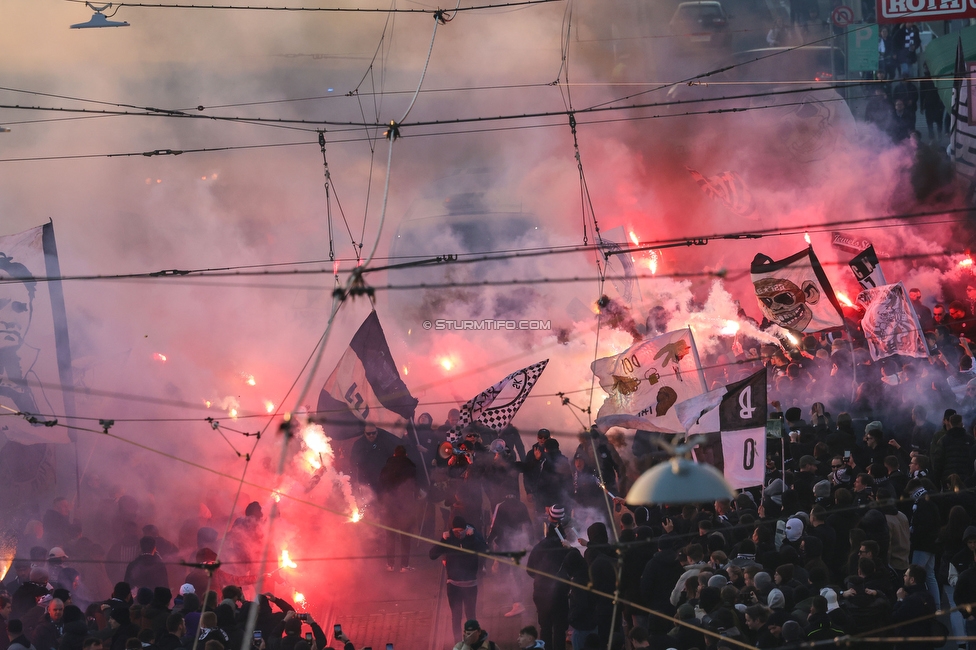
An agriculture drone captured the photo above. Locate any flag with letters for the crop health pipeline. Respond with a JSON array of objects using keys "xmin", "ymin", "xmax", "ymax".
[
  {"xmin": 849, "ymin": 245, "xmax": 886, "ymax": 290},
  {"xmin": 591, "ymin": 328, "xmax": 705, "ymax": 433},
  {"xmin": 445, "ymin": 360, "xmax": 548, "ymax": 443},
  {"xmin": 719, "ymin": 369, "xmax": 767, "ymax": 489},
  {"xmin": 856, "ymin": 282, "xmax": 928, "ymax": 361},
  {"xmin": 315, "ymin": 311, "xmax": 418, "ymax": 439},
  {"xmin": 683, "ymin": 369, "xmax": 767, "ymax": 489}
]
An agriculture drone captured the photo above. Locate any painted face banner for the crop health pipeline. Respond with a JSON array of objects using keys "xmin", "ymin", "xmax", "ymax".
[
  {"xmin": 751, "ymin": 247, "xmax": 845, "ymax": 333},
  {"xmin": 591, "ymin": 328, "xmax": 705, "ymax": 433},
  {"xmin": 0, "ymin": 224, "xmax": 72, "ymax": 445},
  {"xmin": 857, "ymin": 282, "xmax": 928, "ymax": 361}
]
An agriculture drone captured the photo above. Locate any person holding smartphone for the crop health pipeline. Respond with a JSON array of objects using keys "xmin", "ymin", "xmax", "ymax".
[{"xmin": 268, "ymin": 610, "xmax": 327, "ymax": 650}]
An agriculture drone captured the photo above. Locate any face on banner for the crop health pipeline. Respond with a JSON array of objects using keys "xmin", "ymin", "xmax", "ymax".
[
  {"xmin": 0, "ymin": 227, "xmax": 69, "ymax": 445},
  {"xmin": 751, "ymin": 249, "xmax": 844, "ymax": 333},
  {"xmin": 591, "ymin": 329, "xmax": 704, "ymax": 433},
  {"xmin": 857, "ymin": 283, "xmax": 928, "ymax": 361}
]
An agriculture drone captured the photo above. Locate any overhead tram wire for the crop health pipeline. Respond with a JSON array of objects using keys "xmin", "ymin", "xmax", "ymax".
[
  {"xmin": 62, "ymin": 0, "xmax": 562, "ymax": 12},
  {"xmin": 0, "ymin": 78, "xmax": 904, "ymax": 157},
  {"xmin": 0, "ymin": 206, "xmax": 969, "ymax": 286}
]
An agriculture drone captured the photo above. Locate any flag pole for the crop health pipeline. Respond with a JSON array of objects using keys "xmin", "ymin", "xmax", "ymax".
[{"xmin": 687, "ymin": 327, "xmax": 708, "ymax": 392}]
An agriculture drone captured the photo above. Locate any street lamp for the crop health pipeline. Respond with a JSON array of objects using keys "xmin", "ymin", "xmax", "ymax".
[
  {"xmin": 70, "ymin": 3, "xmax": 130, "ymax": 28},
  {"xmin": 626, "ymin": 455, "xmax": 734, "ymax": 505}
]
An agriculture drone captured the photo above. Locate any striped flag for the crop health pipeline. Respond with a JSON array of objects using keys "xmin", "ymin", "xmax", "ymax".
[
  {"xmin": 446, "ymin": 360, "xmax": 548, "ymax": 443},
  {"xmin": 315, "ymin": 311, "xmax": 417, "ymax": 439}
]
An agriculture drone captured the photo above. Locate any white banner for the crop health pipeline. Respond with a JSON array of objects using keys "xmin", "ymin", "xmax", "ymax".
[{"xmin": 720, "ymin": 427, "xmax": 766, "ymax": 489}]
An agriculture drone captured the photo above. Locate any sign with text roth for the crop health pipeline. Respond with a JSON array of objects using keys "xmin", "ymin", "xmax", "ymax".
[{"xmin": 877, "ymin": 0, "xmax": 976, "ymax": 22}]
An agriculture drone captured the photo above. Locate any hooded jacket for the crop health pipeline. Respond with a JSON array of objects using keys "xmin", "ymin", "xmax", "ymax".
[{"xmin": 429, "ymin": 526, "xmax": 488, "ymax": 584}]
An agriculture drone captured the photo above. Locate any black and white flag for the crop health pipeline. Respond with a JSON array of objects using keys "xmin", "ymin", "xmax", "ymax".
[
  {"xmin": 446, "ymin": 360, "xmax": 548, "ymax": 443},
  {"xmin": 718, "ymin": 369, "xmax": 767, "ymax": 489},
  {"xmin": 849, "ymin": 245, "xmax": 886, "ymax": 290}
]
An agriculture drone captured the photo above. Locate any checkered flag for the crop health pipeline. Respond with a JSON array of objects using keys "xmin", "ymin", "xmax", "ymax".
[{"xmin": 446, "ymin": 359, "xmax": 549, "ymax": 443}]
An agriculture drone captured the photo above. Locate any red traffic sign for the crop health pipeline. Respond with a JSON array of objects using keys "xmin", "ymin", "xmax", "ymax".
[{"xmin": 831, "ymin": 5, "xmax": 854, "ymax": 25}]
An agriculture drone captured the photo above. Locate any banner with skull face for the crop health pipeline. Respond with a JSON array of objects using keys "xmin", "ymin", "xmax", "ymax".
[
  {"xmin": 591, "ymin": 328, "xmax": 705, "ymax": 433},
  {"xmin": 751, "ymin": 247, "xmax": 845, "ymax": 333}
]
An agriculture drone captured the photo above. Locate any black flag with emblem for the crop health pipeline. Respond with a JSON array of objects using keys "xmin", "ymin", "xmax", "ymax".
[{"xmin": 718, "ymin": 368, "xmax": 767, "ymax": 488}]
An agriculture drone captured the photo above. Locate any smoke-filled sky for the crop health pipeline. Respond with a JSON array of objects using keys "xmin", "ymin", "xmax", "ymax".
[{"xmin": 0, "ymin": 0, "xmax": 970, "ymax": 550}]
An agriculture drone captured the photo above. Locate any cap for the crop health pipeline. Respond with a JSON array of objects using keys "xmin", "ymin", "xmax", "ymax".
[
  {"xmin": 463, "ymin": 620, "xmax": 480, "ymax": 632},
  {"xmin": 537, "ymin": 428, "xmax": 551, "ymax": 438},
  {"xmin": 964, "ymin": 526, "xmax": 976, "ymax": 542},
  {"xmin": 451, "ymin": 516, "xmax": 467, "ymax": 529},
  {"xmin": 820, "ymin": 587, "xmax": 840, "ymax": 612},
  {"xmin": 799, "ymin": 455, "xmax": 819, "ymax": 468},
  {"xmin": 179, "ymin": 584, "xmax": 195, "ymax": 596},
  {"xmin": 865, "ymin": 420, "xmax": 883, "ymax": 432},
  {"xmin": 546, "ymin": 505, "xmax": 565, "ymax": 521},
  {"xmin": 47, "ymin": 547, "xmax": 68, "ymax": 560}
]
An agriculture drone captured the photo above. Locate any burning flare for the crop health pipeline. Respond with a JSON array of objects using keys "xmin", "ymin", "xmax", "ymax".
[
  {"xmin": 279, "ymin": 549, "xmax": 297, "ymax": 569},
  {"xmin": 835, "ymin": 291, "xmax": 854, "ymax": 308},
  {"xmin": 960, "ymin": 257, "xmax": 974, "ymax": 268},
  {"xmin": 153, "ymin": 353, "xmax": 167, "ymax": 362},
  {"xmin": 629, "ymin": 231, "xmax": 640, "ymax": 246},
  {"xmin": 264, "ymin": 400, "xmax": 275, "ymax": 414}
]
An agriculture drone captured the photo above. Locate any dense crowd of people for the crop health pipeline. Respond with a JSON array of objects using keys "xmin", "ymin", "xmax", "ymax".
[{"xmin": 6, "ymin": 282, "xmax": 976, "ymax": 650}]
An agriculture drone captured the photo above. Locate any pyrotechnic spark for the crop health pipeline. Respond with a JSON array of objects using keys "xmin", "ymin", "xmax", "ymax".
[
  {"xmin": 648, "ymin": 250, "xmax": 659, "ymax": 275},
  {"xmin": 439, "ymin": 357, "xmax": 453, "ymax": 371},
  {"xmin": 279, "ymin": 549, "xmax": 297, "ymax": 569},
  {"xmin": 960, "ymin": 257, "xmax": 974, "ymax": 268},
  {"xmin": 229, "ymin": 408, "xmax": 238, "ymax": 418},
  {"xmin": 804, "ymin": 232, "xmax": 811, "ymax": 244},
  {"xmin": 242, "ymin": 373, "xmax": 256, "ymax": 386},
  {"xmin": 153, "ymin": 353, "xmax": 167, "ymax": 362},
  {"xmin": 205, "ymin": 400, "xmax": 212, "ymax": 408},
  {"xmin": 720, "ymin": 320, "xmax": 740, "ymax": 335},
  {"xmin": 350, "ymin": 509, "xmax": 362, "ymax": 523},
  {"xmin": 264, "ymin": 400, "xmax": 275, "ymax": 413},
  {"xmin": 836, "ymin": 291, "xmax": 854, "ymax": 307},
  {"xmin": 784, "ymin": 332, "xmax": 799, "ymax": 346},
  {"xmin": 629, "ymin": 231, "xmax": 640, "ymax": 246},
  {"xmin": 402, "ymin": 365, "xmax": 409, "ymax": 376},
  {"xmin": 293, "ymin": 592, "xmax": 306, "ymax": 609},
  {"xmin": 272, "ymin": 491, "xmax": 281, "ymax": 503}
]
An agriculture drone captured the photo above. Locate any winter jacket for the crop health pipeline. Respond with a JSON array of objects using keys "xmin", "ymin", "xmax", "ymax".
[
  {"xmin": 932, "ymin": 427, "xmax": 976, "ymax": 482},
  {"xmin": 430, "ymin": 526, "xmax": 488, "ymax": 583},
  {"xmin": 908, "ymin": 491, "xmax": 941, "ymax": 554}
]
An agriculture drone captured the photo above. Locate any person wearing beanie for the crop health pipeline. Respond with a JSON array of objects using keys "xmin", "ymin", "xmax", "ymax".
[
  {"xmin": 526, "ymin": 508, "xmax": 571, "ymax": 650},
  {"xmin": 453, "ymin": 619, "xmax": 498, "ymax": 650},
  {"xmin": 794, "ymin": 455, "xmax": 820, "ymax": 511},
  {"xmin": 430, "ymin": 517, "xmax": 489, "ymax": 639},
  {"xmin": 904, "ymin": 478, "xmax": 942, "ymax": 605}
]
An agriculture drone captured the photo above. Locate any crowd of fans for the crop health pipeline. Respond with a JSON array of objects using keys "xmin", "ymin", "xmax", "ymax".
[{"xmin": 6, "ymin": 283, "xmax": 976, "ymax": 650}]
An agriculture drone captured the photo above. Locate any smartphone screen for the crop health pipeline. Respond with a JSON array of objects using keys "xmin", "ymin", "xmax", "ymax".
[
  {"xmin": 386, "ymin": 645, "xmax": 394, "ymax": 650},
  {"xmin": 305, "ymin": 633, "xmax": 313, "ymax": 642},
  {"xmin": 333, "ymin": 625, "xmax": 342, "ymax": 637},
  {"xmin": 253, "ymin": 632, "xmax": 262, "ymax": 641}
]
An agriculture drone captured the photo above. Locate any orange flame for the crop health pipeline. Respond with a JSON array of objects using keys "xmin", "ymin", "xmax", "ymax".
[
  {"xmin": 350, "ymin": 510, "xmax": 362, "ymax": 523},
  {"xmin": 836, "ymin": 291, "xmax": 854, "ymax": 308},
  {"xmin": 960, "ymin": 258, "xmax": 974, "ymax": 268},
  {"xmin": 629, "ymin": 231, "xmax": 640, "ymax": 246},
  {"xmin": 438, "ymin": 357, "xmax": 453, "ymax": 371},
  {"xmin": 293, "ymin": 592, "xmax": 305, "ymax": 605},
  {"xmin": 153, "ymin": 353, "xmax": 167, "ymax": 362},
  {"xmin": 264, "ymin": 400, "xmax": 275, "ymax": 414},
  {"xmin": 804, "ymin": 232, "xmax": 811, "ymax": 244},
  {"xmin": 280, "ymin": 549, "xmax": 297, "ymax": 569}
]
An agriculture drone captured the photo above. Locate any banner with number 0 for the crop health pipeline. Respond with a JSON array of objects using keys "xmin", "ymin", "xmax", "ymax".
[{"xmin": 718, "ymin": 368, "xmax": 767, "ymax": 489}]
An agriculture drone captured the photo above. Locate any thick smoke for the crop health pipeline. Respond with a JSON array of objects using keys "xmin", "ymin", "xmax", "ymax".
[{"xmin": 0, "ymin": 2, "xmax": 972, "ymax": 645}]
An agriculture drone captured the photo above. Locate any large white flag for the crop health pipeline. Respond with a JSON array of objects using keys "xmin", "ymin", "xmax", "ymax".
[
  {"xmin": 856, "ymin": 283, "xmax": 928, "ymax": 361},
  {"xmin": 591, "ymin": 329, "xmax": 705, "ymax": 433}
]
